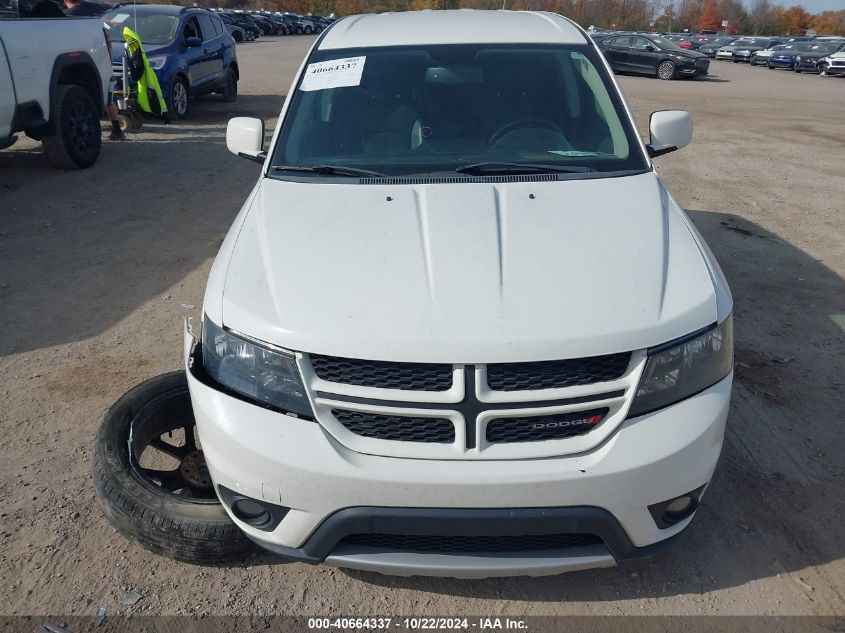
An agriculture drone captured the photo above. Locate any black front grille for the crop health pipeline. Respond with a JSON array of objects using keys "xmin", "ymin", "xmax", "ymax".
[
  {"xmin": 486, "ymin": 409, "xmax": 609, "ymax": 444},
  {"xmin": 332, "ymin": 409, "xmax": 454, "ymax": 443},
  {"xmin": 310, "ymin": 355, "xmax": 452, "ymax": 391},
  {"xmin": 341, "ymin": 532, "xmax": 602, "ymax": 553},
  {"xmin": 486, "ymin": 353, "xmax": 630, "ymax": 391}
]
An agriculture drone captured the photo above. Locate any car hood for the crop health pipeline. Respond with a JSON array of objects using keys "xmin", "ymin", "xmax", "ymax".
[
  {"xmin": 798, "ymin": 51, "xmax": 832, "ymax": 59},
  {"xmin": 220, "ymin": 172, "xmax": 718, "ymax": 363},
  {"xmin": 677, "ymin": 49, "xmax": 707, "ymax": 59},
  {"xmin": 110, "ymin": 43, "xmax": 167, "ymax": 64}
]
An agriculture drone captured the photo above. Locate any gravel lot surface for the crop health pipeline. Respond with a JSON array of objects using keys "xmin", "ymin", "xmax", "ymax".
[{"xmin": 1, "ymin": 36, "xmax": 844, "ymax": 621}]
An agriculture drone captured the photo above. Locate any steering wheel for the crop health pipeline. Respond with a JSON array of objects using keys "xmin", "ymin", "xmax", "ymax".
[{"xmin": 488, "ymin": 118, "xmax": 565, "ymax": 148}]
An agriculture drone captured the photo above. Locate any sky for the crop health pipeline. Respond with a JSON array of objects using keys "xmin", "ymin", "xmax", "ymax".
[{"xmin": 779, "ymin": 0, "xmax": 844, "ymax": 13}]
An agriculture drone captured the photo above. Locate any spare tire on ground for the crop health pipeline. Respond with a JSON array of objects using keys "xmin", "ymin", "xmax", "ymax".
[{"xmin": 93, "ymin": 371, "xmax": 254, "ymax": 564}]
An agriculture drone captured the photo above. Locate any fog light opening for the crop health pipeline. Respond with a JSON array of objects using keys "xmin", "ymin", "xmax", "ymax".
[
  {"xmin": 232, "ymin": 498, "xmax": 272, "ymax": 528},
  {"xmin": 648, "ymin": 485, "xmax": 706, "ymax": 529},
  {"xmin": 217, "ymin": 485, "xmax": 290, "ymax": 532},
  {"xmin": 663, "ymin": 495, "xmax": 695, "ymax": 521}
]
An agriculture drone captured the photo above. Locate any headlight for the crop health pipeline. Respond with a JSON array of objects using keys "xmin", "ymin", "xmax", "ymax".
[
  {"xmin": 146, "ymin": 56, "xmax": 167, "ymax": 70},
  {"xmin": 202, "ymin": 317, "xmax": 313, "ymax": 418},
  {"xmin": 627, "ymin": 317, "xmax": 733, "ymax": 418}
]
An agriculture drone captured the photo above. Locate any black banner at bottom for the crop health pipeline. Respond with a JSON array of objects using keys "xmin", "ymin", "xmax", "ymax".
[{"xmin": 1, "ymin": 616, "xmax": 842, "ymax": 633}]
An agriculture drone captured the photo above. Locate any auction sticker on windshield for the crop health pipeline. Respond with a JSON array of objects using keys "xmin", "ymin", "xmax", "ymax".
[{"xmin": 300, "ymin": 57, "xmax": 366, "ymax": 92}]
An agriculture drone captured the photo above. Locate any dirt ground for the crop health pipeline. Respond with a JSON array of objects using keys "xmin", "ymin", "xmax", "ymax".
[{"xmin": 1, "ymin": 36, "xmax": 844, "ymax": 621}]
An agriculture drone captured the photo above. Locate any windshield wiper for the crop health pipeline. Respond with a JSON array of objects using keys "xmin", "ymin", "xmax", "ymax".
[
  {"xmin": 454, "ymin": 162, "xmax": 595, "ymax": 176},
  {"xmin": 271, "ymin": 164, "xmax": 386, "ymax": 178}
]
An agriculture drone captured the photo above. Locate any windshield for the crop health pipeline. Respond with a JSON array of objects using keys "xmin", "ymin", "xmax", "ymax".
[
  {"xmin": 650, "ymin": 37, "xmax": 684, "ymax": 51},
  {"xmin": 103, "ymin": 11, "xmax": 179, "ymax": 45},
  {"xmin": 271, "ymin": 44, "xmax": 648, "ymax": 179}
]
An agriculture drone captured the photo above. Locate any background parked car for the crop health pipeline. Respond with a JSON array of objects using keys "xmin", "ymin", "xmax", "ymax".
[
  {"xmin": 768, "ymin": 46, "xmax": 807, "ymax": 70},
  {"xmin": 219, "ymin": 16, "xmax": 249, "ymax": 42},
  {"xmin": 699, "ymin": 37, "xmax": 735, "ymax": 57},
  {"xmin": 264, "ymin": 14, "xmax": 290, "ymax": 35},
  {"xmin": 794, "ymin": 42, "xmax": 845, "ymax": 73},
  {"xmin": 819, "ymin": 49, "xmax": 845, "ymax": 76},
  {"xmin": 250, "ymin": 14, "xmax": 278, "ymax": 36},
  {"xmin": 751, "ymin": 44, "xmax": 790, "ymax": 66},
  {"xmin": 595, "ymin": 33, "xmax": 709, "ymax": 79},
  {"xmin": 103, "ymin": 5, "xmax": 239, "ymax": 119},
  {"xmin": 296, "ymin": 15, "xmax": 322, "ymax": 34},
  {"xmin": 732, "ymin": 38, "xmax": 780, "ymax": 63},
  {"xmin": 686, "ymin": 35, "xmax": 714, "ymax": 50},
  {"xmin": 280, "ymin": 14, "xmax": 305, "ymax": 34},
  {"xmin": 715, "ymin": 38, "xmax": 764, "ymax": 60},
  {"xmin": 227, "ymin": 13, "xmax": 261, "ymax": 39}
]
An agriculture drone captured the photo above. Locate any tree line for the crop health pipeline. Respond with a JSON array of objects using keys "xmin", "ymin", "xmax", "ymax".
[{"xmin": 201, "ymin": 0, "xmax": 845, "ymax": 36}]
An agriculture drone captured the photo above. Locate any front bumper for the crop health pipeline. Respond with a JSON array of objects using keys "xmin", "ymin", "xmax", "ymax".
[
  {"xmin": 824, "ymin": 64, "xmax": 845, "ymax": 76},
  {"xmin": 678, "ymin": 62, "xmax": 709, "ymax": 76},
  {"xmin": 796, "ymin": 60, "xmax": 821, "ymax": 72},
  {"xmin": 185, "ymin": 328, "xmax": 731, "ymax": 577},
  {"xmin": 768, "ymin": 58, "xmax": 797, "ymax": 68}
]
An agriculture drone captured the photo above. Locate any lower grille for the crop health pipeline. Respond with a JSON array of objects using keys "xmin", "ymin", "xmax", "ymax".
[
  {"xmin": 486, "ymin": 353, "xmax": 630, "ymax": 391},
  {"xmin": 486, "ymin": 409, "xmax": 608, "ymax": 444},
  {"xmin": 332, "ymin": 409, "xmax": 454, "ymax": 443},
  {"xmin": 341, "ymin": 532, "xmax": 602, "ymax": 553}
]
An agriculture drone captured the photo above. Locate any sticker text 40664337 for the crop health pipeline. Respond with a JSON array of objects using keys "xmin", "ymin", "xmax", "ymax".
[{"xmin": 299, "ymin": 56, "xmax": 367, "ymax": 92}]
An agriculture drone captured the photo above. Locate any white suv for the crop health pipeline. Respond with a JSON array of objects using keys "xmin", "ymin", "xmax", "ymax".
[{"xmin": 187, "ymin": 10, "xmax": 733, "ymax": 577}]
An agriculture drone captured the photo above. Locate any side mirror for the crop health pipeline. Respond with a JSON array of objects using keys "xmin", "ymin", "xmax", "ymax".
[
  {"xmin": 647, "ymin": 110, "xmax": 693, "ymax": 158},
  {"xmin": 645, "ymin": 45, "xmax": 657, "ymax": 52},
  {"xmin": 185, "ymin": 36, "xmax": 203, "ymax": 48},
  {"xmin": 226, "ymin": 117, "xmax": 265, "ymax": 162}
]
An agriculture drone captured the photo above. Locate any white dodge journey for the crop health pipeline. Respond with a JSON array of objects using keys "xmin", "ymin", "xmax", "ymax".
[{"xmin": 185, "ymin": 10, "xmax": 733, "ymax": 577}]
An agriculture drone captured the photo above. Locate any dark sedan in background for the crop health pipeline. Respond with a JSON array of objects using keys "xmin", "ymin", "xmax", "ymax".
[
  {"xmin": 699, "ymin": 37, "xmax": 735, "ymax": 58},
  {"xmin": 794, "ymin": 42, "xmax": 845, "ymax": 73},
  {"xmin": 732, "ymin": 39, "xmax": 780, "ymax": 63},
  {"xmin": 595, "ymin": 33, "xmax": 709, "ymax": 79}
]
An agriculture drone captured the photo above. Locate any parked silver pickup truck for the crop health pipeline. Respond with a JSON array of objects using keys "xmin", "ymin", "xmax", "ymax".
[{"xmin": 1, "ymin": 12, "xmax": 112, "ymax": 168}]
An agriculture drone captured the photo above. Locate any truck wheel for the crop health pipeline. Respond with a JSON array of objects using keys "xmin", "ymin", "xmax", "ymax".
[
  {"xmin": 221, "ymin": 68, "xmax": 238, "ymax": 103},
  {"xmin": 93, "ymin": 371, "xmax": 254, "ymax": 564},
  {"xmin": 168, "ymin": 76, "xmax": 189, "ymax": 119},
  {"xmin": 42, "ymin": 84, "xmax": 101, "ymax": 169}
]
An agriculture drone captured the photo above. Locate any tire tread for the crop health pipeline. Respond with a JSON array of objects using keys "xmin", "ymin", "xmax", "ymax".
[{"xmin": 92, "ymin": 372, "xmax": 254, "ymax": 564}]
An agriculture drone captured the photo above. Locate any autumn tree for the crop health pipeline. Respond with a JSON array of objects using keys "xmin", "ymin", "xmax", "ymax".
[
  {"xmin": 698, "ymin": 0, "xmax": 719, "ymax": 31},
  {"xmin": 782, "ymin": 4, "xmax": 812, "ymax": 34},
  {"xmin": 810, "ymin": 10, "xmax": 845, "ymax": 35},
  {"xmin": 716, "ymin": 0, "xmax": 747, "ymax": 33}
]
